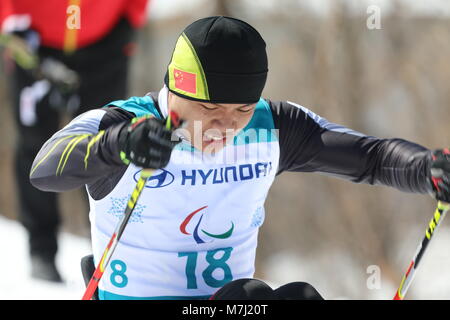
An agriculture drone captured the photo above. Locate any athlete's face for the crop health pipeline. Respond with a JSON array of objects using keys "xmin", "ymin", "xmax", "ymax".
[{"xmin": 168, "ymin": 92, "xmax": 256, "ymax": 153}]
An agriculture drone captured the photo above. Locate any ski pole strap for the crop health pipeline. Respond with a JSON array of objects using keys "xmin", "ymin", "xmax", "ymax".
[{"xmin": 394, "ymin": 201, "xmax": 450, "ymax": 300}]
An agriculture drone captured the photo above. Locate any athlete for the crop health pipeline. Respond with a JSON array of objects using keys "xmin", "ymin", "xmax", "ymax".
[{"xmin": 30, "ymin": 16, "xmax": 450, "ymax": 299}]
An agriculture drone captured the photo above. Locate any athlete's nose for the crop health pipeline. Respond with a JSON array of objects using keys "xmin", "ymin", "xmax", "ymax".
[{"xmin": 211, "ymin": 111, "xmax": 238, "ymax": 132}]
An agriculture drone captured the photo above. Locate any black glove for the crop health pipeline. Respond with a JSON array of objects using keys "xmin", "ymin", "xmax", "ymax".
[
  {"xmin": 118, "ymin": 115, "xmax": 181, "ymax": 169},
  {"xmin": 430, "ymin": 148, "xmax": 450, "ymax": 203}
]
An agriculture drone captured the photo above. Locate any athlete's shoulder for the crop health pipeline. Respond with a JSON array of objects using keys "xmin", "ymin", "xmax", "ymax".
[
  {"xmin": 104, "ymin": 92, "xmax": 162, "ymax": 119},
  {"xmin": 262, "ymin": 98, "xmax": 323, "ymax": 131},
  {"xmin": 264, "ymin": 98, "xmax": 314, "ymax": 120}
]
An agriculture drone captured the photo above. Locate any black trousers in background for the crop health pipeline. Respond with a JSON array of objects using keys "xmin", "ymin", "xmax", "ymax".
[
  {"xmin": 9, "ymin": 18, "xmax": 135, "ymax": 259},
  {"xmin": 210, "ymin": 279, "xmax": 324, "ymax": 300}
]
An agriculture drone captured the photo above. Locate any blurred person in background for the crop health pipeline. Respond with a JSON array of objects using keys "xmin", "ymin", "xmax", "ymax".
[{"xmin": 0, "ymin": 0, "xmax": 150, "ymax": 282}]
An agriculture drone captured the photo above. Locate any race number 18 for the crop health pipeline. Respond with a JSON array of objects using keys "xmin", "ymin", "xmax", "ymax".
[{"xmin": 178, "ymin": 247, "xmax": 233, "ymax": 289}]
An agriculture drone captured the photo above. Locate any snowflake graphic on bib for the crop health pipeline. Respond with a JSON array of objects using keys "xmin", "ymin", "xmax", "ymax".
[{"xmin": 107, "ymin": 195, "xmax": 146, "ymax": 223}]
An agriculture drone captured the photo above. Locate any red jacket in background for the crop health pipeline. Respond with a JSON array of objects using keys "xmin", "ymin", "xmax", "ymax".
[{"xmin": 0, "ymin": 0, "xmax": 149, "ymax": 50}]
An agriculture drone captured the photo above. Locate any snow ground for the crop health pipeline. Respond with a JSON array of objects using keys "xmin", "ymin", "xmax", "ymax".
[{"xmin": 0, "ymin": 215, "xmax": 91, "ymax": 300}]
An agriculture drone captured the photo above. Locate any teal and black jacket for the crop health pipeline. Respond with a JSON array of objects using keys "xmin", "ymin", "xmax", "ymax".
[{"xmin": 29, "ymin": 90, "xmax": 433, "ymax": 200}]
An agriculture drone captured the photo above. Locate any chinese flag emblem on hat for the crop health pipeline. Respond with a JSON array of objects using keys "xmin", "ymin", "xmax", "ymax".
[{"xmin": 174, "ymin": 68, "xmax": 197, "ymax": 94}]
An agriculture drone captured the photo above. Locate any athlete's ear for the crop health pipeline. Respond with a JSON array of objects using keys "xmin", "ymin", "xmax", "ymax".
[
  {"xmin": 167, "ymin": 91, "xmax": 174, "ymax": 105},
  {"xmin": 167, "ymin": 91, "xmax": 182, "ymax": 113}
]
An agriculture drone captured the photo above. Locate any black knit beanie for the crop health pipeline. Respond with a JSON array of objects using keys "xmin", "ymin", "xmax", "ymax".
[{"xmin": 164, "ymin": 16, "xmax": 268, "ymax": 104}]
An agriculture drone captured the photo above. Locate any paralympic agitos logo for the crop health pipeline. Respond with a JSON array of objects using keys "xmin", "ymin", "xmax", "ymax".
[{"xmin": 180, "ymin": 206, "xmax": 234, "ymax": 244}]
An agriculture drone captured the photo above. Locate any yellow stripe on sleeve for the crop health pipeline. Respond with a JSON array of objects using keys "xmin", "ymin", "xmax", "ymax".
[
  {"xmin": 30, "ymin": 135, "xmax": 77, "ymax": 177},
  {"xmin": 58, "ymin": 134, "xmax": 91, "ymax": 175},
  {"xmin": 84, "ymin": 130, "xmax": 105, "ymax": 170}
]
